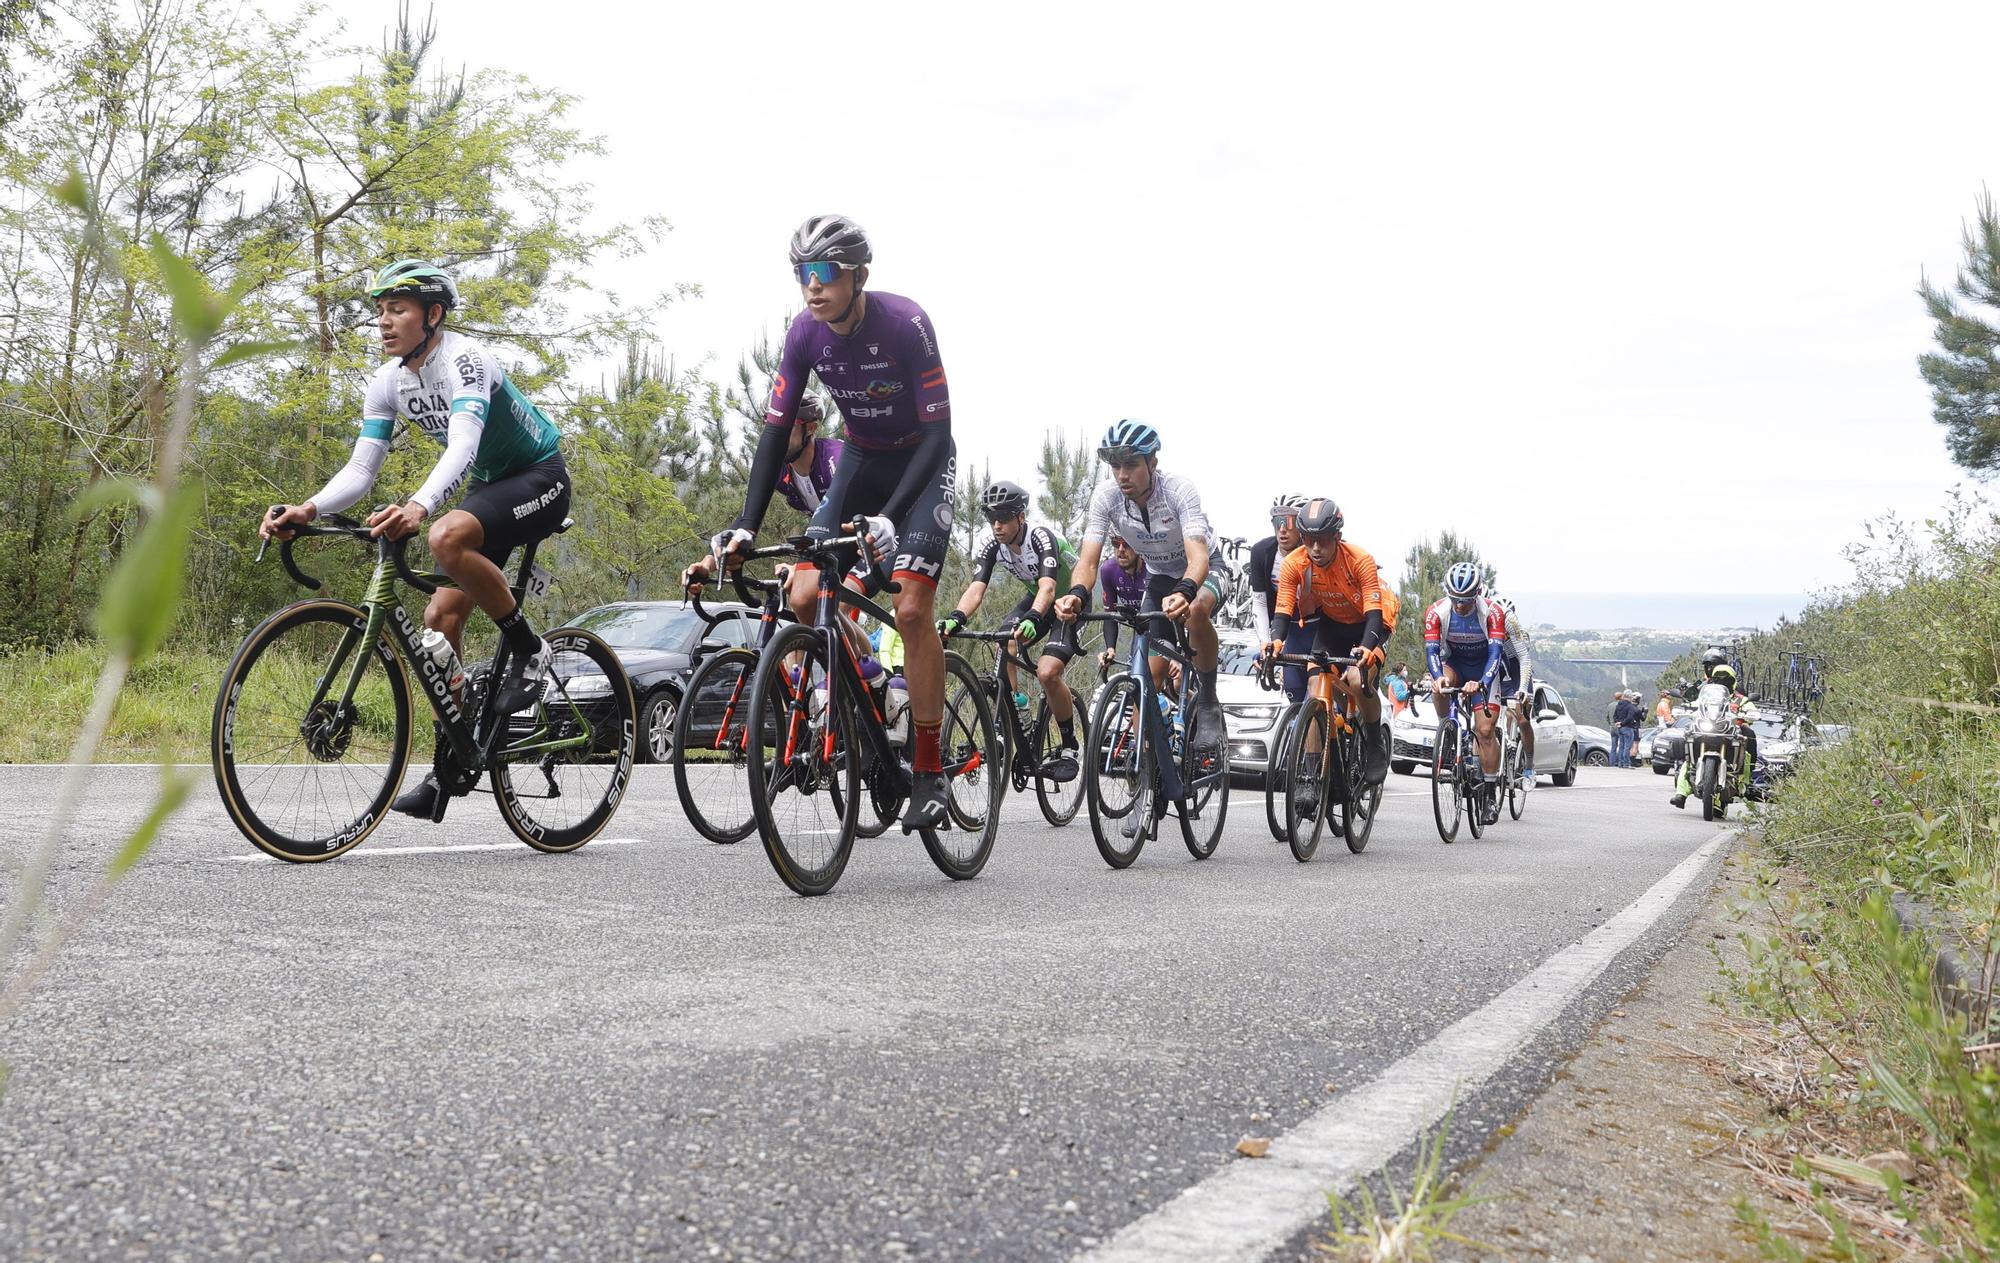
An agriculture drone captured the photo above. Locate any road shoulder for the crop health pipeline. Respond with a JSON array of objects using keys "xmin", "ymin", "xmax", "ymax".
[{"xmin": 1435, "ymin": 849, "xmax": 1801, "ymax": 1262}]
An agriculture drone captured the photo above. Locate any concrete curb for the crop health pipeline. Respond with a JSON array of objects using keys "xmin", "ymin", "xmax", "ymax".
[{"xmin": 1889, "ymin": 891, "xmax": 1997, "ymax": 1026}]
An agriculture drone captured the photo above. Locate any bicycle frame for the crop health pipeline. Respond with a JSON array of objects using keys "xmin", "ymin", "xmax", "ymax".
[
  {"xmin": 265, "ymin": 519, "xmax": 590, "ymax": 778},
  {"xmin": 1087, "ymin": 608, "xmax": 1215, "ymax": 804}
]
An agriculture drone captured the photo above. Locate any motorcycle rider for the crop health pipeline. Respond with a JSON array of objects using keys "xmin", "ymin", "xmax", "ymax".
[{"xmin": 1670, "ymin": 648, "xmax": 1760, "ymax": 809}]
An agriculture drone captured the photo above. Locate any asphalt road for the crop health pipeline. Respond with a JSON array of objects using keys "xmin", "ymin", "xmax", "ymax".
[{"xmin": 1, "ymin": 762, "xmax": 1728, "ymax": 1261}]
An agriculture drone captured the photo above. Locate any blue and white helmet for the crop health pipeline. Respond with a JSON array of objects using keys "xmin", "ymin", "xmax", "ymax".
[
  {"xmin": 1098, "ymin": 419, "xmax": 1161, "ymax": 462},
  {"xmin": 1444, "ymin": 561, "xmax": 1483, "ymax": 599}
]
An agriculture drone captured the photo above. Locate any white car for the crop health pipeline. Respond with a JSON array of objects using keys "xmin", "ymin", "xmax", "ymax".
[{"xmin": 1389, "ymin": 681, "xmax": 1581, "ymax": 785}]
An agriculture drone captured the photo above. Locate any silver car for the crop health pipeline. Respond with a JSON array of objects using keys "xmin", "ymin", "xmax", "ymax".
[{"xmin": 1389, "ymin": 681, "xmax": 1582, "ymax": 785}]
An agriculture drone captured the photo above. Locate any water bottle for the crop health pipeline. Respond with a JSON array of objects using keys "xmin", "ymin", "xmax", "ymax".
[
  {"xmin": 417, "ymin": 629, "xmax": 465, "ymax": 692},
  {"xmin": 858, "ymin": 655, "xmax": 885, "ymax": 690},
  {"xmin": 884, "ymin": 675, "xmax": 911, "ymax": 745},
  {"xmin": 1013, "ymin": 690, "xmax": 1033, "ymax": 735}
]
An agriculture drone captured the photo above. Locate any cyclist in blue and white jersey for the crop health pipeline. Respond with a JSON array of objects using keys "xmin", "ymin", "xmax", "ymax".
[
  {"xmin": 261, "ymin": 259, "xmax": 568, "ymax": 818},
  {"xmin": 1423, "ymin": 562, "xmax": 1508, "ymax": 808},
  {"xmin": 1055, "ymin": 420, "xmax": 1227, "ymax": 768}
]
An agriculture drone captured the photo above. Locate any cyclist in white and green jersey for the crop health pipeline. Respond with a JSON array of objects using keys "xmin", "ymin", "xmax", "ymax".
[{"xmin": 261, "ymin": 259, "xmax": 570, "ymax": 816}]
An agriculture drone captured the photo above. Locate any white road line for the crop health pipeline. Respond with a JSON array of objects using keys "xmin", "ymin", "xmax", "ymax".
[
  {"xmin": 218, "ymin": 838, "xmax": 644, "ymax": 863},
  {"xmin": 1077, "ymin": 828, "xmax": 1736, "ymax": 1263}
]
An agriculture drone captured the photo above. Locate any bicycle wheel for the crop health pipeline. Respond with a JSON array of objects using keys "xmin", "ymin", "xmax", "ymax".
[
  {"xmin": 1505, "ymin": 731, "xmax": 1527, "ymax": 822},
  {"xmin": 1283, "ymin": 700, "xmax": 1329, "ymax": 862},
  {"xmin": 1462, "ymin": 737, "xmax": 1487, "ymax": 841},
  {"xmin": 1265, "ymin": 700, "xmax": 1300, "ymax": 843},
  {"xmin": 1033, "ymin": 695, "xmax": 1085, "ymax": 827},
  {"xmin": 1084, "ymin": 674, "xmax": 1148, "ymax": 868},
  {"xmin": 926, "ymin": 650, "xmax": 1004, "ymax": 881},
  {"xmin": 1178, "ymin": 698, "xmax": 1230, "ymax": 860},
  {"xmin": 1430, "ymin": 720, "xmax": 1461, "ymax": 844},
  {"xmin": 491, "ymin": 628, "xmax": 639, "ymax": 853},
  {"xmin": 673, "ymin": 647, "xmax": 760, "ymax": 844},
  {"xmin": 212, "ymin": 600, "xmax": 413, "ymax": 862},
  {"xmin": 746, "ymin": 623, "xmax": 858, "ymax": 896},
  {"xmin": 1340, "ymin": 719, "xmax": 1382, "ymax": 855}
]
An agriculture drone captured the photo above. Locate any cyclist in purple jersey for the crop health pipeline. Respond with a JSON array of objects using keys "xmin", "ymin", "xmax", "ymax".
[
  {"xmin": 709, "ymin": 215, "xmax": 958, "ymax": 832},
  {"xmin": 1095, "ymin": 532, "xmax": 1150, "ymax": 666}
]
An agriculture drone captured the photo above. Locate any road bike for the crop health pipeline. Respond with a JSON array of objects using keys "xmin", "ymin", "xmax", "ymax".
[
  {"xmin": 1430, "ymin": 684, "xmax": 1497, "ymax": 843},
  {"xmin": 1074, "ymin": 606, "xmax": 1229, "ymax": 868},
  {"xmin": 743, "ymin": 523, "xmax": 1004, "ymax": 896},
  {"xmin": 212, "ymin": 514, "xmax": 637, "ymax": 861},
  {"xmin": 946, "ymin": 626, "xmax": 1088, "ymax": 827},
  {"xmin": 1258, "ymin": 650, "xmax": 1377, "ymax": 861},
  {"xmin": 1499, "ymin": 696, "xmax": 1529, "ymax": 823},
  {"xmin": 670, "ymin": 565, "xmax": 792, "ymax": 845}
]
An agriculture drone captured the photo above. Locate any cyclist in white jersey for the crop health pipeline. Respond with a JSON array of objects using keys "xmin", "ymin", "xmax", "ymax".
[
  {"xmin": 261, "ymin": 259, "xmax": 569, "ymax": 817},
  {"xmin": 1055, "ymin": 419, "xmax": 1228, "ymax": 779},
  {"xmin": 1495, "ymin": 596, "xmax": 1536, "ymax": 788}
]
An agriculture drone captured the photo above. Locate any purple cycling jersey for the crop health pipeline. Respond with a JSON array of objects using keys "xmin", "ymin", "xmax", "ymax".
[
  {"xmin": 1099, "ymin": 556, "xmax": 1148, "ymax": 608},
  {"xmin": 764, "ymin": 293, "xmax": 950, "ymax": 451},
  {"xmin": 776, "ymin": 437, "xmax": 841, "ymax": 515}
]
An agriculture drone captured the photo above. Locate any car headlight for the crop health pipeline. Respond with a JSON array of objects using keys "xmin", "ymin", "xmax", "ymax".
[
  {"xmin": 561, "ymin": 673, "xmax": 613, "ymax": 699},
  {"xmin": 1223, "ymin": 703, "xmax": 1280, "ymax": 724}
]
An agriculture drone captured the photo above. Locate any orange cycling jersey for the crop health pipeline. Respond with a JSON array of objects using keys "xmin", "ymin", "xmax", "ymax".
[{"xmin": 1275, "ymin": 541, "xmax": 1398, "ymax": 629}]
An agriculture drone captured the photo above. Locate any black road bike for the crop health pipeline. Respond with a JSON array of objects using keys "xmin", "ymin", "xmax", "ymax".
[
  {"xmin": 212, "ymin": 515, "xmax": 637, "ymax": 861},
  {"xmin": 945, "ymin": 627, "xmax": 1089, "ymax": 827},
  {"xmin": 1430, "ymin": 685, "xmax": 1496, "ymax": 843},
  {"xmin": 1074, "ymin": 607, "xmax": 1230, "ymax": 868},
  {"xmin": 744, "ymin": 524, "xmax": 1004, "ymax": 896},
  {"xmin": 1258, "ymin": 651, "xmax": 1376, "ymax": 861}
]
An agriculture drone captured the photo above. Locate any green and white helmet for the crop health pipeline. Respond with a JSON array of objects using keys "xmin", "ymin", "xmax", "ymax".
[{"xmin": 366, "ymin": 259, "xmax": 458, "ymax": 310}]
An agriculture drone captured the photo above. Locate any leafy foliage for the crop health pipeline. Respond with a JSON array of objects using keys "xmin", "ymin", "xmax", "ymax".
[{"xmin": 1919, "ymin": 191, "xmax": 2000, "ymax": 476}]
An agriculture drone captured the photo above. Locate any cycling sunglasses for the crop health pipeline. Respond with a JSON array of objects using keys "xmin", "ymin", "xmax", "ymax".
[
  {"xmin": 1270, "ymin": 513, "xmax": 1298, "ymax": 529},
  {"xmin": 795, "ymin": 260, "xmax": 858, "ymax": 285},
  {"xmin": 1097, "ymin": 445, "xmax": 1148, "ymax": 465}
]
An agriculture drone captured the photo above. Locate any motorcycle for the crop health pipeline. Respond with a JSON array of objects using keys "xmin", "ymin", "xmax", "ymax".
[{"xmin": 1683, "ymin": 681, "xmax": 1746, "ymax": 821}]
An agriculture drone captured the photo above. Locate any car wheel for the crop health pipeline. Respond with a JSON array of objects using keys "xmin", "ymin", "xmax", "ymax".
[
  {"xmin": 1584, "ymin": 748, "xmax": 1609, "ymax": 767},
  {"xmin": 1391, "ymin": 760, "xmax": 1415, "ymax": 777},
  {"xmin": 1551, "ymin": 744, "xmax": 1579, "ymax": 787},
  {"xmin": 641, "ymin": 688, "xmax": 679, "ymax": 764}
]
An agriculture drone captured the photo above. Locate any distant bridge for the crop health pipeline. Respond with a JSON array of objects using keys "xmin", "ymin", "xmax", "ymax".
[{"xmin": 1563, "ymin": 657, "xmax": 1673, "ymax": 687}]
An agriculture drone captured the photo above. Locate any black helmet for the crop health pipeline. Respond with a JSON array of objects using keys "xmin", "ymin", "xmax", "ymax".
[
  {"xmin": 1700, "ymin": 648, "xmax": 1729, "ymax": 673},
  {"xmin": 1297, "ymin": 497, "xmax": 1344, "ymax": 537},
  {"xmin": 789, "ymin": 214, "xmax": 872, "ymax": 267},
  {"xmin": 981, "ymin": 480, "xmax": 1030, "ymax": 520}
]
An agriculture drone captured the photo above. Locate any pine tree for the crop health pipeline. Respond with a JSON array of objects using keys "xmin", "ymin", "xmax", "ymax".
[
  {"xmin": 1918, "ymin": 190, "xmax": 2000, "ymax": 474},
  {"xmin": 1383, "ymin": 532, "xmax": 1498, "ymax": 678}
]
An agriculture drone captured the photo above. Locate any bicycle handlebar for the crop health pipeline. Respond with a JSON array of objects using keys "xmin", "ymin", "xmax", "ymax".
[
  {"xmin": 1254, "ymin": 650, "xmax": 1359, "ymax": 692},
  {"xmin": 257, "ymin": 514, "xmax": 443, "ymax": 595}
]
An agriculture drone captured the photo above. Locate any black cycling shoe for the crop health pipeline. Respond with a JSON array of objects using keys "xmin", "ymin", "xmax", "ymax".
[
  {"xmin": 1044, "ymin": 744, "xmax": 1080, "ymax": 784},
  {"xmin": 900, "ymin": 772, "xmax": 950, "ymax": 834},
  {"xmin": 493, "ymin": 636, "xmax": 553, "ymax": 716},
  {"xmin": 1192, "ymin": 703, "xmax": 1227, "ymax": 764},
  {"xmin": 1294, "ymin": 780, "xmax": 1320, "ymax": 821},
  {"xmin": 1361, "ymin": 728, "xmax": 1390, "ymax": 786},
  {"xmin": 391, "ymin": 772, "xmax": 440, "ymax": 818}
]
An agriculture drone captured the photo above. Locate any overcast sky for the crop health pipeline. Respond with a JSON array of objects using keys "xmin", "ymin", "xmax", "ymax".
[{"xmin": 409, "ymin": 0, "xmax": 1989, "ymax": 617}]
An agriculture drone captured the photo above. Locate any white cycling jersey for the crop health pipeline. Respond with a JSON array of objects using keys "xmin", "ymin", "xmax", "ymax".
[
  {"xmin": 309, "ymin": 331, "xmax": 560, "ymax": 518},
  {"xmin": 1081, "ymin": 471, "xmax": 1212, "ymax": 579}
]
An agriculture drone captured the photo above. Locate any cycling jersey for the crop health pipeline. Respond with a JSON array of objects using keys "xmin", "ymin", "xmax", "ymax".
[
  {"xmin": 1274, "ymin": 541, "xmax": 1390, "ymax": 631},
  {"xmin": 1098, "ymin": 556, "xmax": 1149, "ymax": 609},
  {"xmin": 1497, "ymin": 607, "xmax": 1533, "ymax": 697},
  {"xmin": 972, "ymin": 523, "xmax": 1070, "ymax": 589},
  {"xmin": 777, "ymin": 438, "xmax": 842, "ymax": 515},
  {"xmin": 312, "ymin": 330, "xmax": 562, "ymax": 517},
  {"xmin": 764, "ymin": 293, "xmax": 949, "ymax": 451},
  {"xmin": 1081, "ymin": 471, "xmax": 1212, "ymax": 579},
  {"xmin": 1424, "ymin": 596, "xmax": 1506, "ymax": 685}
]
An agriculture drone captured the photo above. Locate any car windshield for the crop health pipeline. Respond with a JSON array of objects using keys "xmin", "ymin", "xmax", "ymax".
[
  {"xmin": 566, "ymin": 604, "xmax": 701, "ymax": 650},
  {"xmin": 1218, "ymin": 642, "xmax": 1263, "ymax": 675}
]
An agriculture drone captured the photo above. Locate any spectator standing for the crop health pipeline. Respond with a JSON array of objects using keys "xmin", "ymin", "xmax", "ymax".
[
  {"xmin": 1387, "ymin": 663, "xmax": 1412, "ymax": 715},
  {"xmin": 1655, "ymin": 689, "xmax": 1675, "ymax": 728},
  {"xmin": 1611, "ymin": 692, "xmax": 1640, "ymax": 767}
]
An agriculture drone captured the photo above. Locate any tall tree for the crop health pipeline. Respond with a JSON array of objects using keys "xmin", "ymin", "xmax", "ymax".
[
  {"xmin": 1382, "ymin": 531, "xmax": 1498, "ymax": 676},
  {"xmin": 1918, "ymin": 190, "xmax": 2000, "ymax": 475}
]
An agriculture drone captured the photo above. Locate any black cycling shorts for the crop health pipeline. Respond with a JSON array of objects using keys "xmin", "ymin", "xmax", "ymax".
[
  {"xmin": 1313, "ymin": 619, "xmax": 1378, "ymax": 685},
  {"xmin": 459, "ymin": 453, "xmax": 570, "ymax": 568},
  {"xmin": 803, "ymin": 436, "xmax": 955, "ymax": 590},
  {"xmin": 1005, "ymin": 591, "xmax": 1087, "ymax": 662}
]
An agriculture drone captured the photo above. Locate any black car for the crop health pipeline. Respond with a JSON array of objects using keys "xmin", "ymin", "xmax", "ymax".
[{"xmin": 561, "ymin": 599, "xmax": 756, "ymax": 763}]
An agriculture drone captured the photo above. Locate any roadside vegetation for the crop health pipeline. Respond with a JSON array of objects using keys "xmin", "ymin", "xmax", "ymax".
[{"xmin": 1676, "ymin": 497, "xmax": 1999, "ymax": 1259}]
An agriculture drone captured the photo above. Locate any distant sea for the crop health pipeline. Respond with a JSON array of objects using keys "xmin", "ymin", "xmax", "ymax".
[{"xmin": 1510, "ymin": 591, "xmax": 1809, "ymax": 631}]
